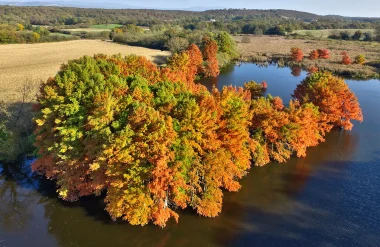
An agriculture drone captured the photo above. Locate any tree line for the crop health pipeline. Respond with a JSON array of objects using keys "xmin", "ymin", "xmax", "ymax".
[
  {"xmin": 32, "ymin": 41, "xmax": 363, "ymax": 227},
  {"xmin": 1, "ymin": 6, "xmax": 379, "ymax": 36}
]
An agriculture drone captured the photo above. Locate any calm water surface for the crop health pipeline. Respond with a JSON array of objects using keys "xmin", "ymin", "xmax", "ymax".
[{"xmin": 1, "ymin": 64, "xmax": 380, "ymax": 247}]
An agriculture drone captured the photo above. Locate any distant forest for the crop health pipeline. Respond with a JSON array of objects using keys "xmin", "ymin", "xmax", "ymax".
[{"xmin": 1, "ymin": 6, "xmax": 379, "ymax": 33}]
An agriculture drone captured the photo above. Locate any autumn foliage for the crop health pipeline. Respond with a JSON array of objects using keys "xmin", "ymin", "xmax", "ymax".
[
  {"xmin": 317, "ymin": 49, "xmax": 330, "ymax": 59},
  {"xmin": 33, "ymin": 49, "xmax": 362, "ymax": 227},
  {"xmin": 293, "ymin": 72, "xmax": 363, "ymax": 130},
  {"xmin": 355, "ymin": 54, "xmax": 366, "ymax": 65},
  {"xmin": 307, "ymin": 66, "xmax": 319, "ymax": 75},
  {"xmin": 341, "ymin": 51, "xmax": 352, "ymax": 65},
  {"xmin": 202, "ymin": 37, "xmax": 220, "ymax": 77},
  {"xmin": 290, "ymin": 47, "xmax": 304, "ymax": 62},
  {"xmin": 309, "ymin": 50, "xmax": 319, "ymax": 60}
]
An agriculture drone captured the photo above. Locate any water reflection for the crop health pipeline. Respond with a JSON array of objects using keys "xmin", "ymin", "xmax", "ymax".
[
  {"xmin": 0, "ymin": 160, "xmax": 37, "ymax": 231},
  {"xmin": 290, "ymin": 66, "xmax": 302, "ymax": 77},
  {"xmin": 0, "ymin": 129, "xmax": 360, "ymax": 247}
]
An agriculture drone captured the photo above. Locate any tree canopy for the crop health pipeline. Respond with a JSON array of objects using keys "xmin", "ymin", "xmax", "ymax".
[{"xmin": 32, "ymin": 51, "xmax": 363, "ymax": 227}]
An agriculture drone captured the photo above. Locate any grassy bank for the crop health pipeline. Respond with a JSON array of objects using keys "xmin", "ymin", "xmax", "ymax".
[{"xmin": 236, "ymin": 35, "xmax": 380, "ymax": 79}]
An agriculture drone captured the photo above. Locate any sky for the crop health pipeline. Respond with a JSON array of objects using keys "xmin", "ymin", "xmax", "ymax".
[
  {"xmin": 3, "ymin": 0, "xmax": 380, "ymax": 17},
  {"xmin": 130, "ymin": 0, "xmax": 379, "ymax": 17}
]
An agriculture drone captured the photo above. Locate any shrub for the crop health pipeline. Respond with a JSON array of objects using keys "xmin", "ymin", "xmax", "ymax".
[
  {"xmin": 354, "ymin": 54, "xmax": 366, "ymax": 65},
  {"xmin": 309, "ymin": 50, "xmax": 319, "ymax": 60},
  {"xmin": 317, "ymin": 49, "xmax": 330, "ymax": 59},
  {"xmin": 341, "ymin": 51, "xmax": 352, "ymax": 65}
]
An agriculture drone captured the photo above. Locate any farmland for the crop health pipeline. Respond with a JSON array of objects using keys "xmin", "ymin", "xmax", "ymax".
[{"xmin": 0, "ymin": 40, "xmax": 170, "ymax": 104}]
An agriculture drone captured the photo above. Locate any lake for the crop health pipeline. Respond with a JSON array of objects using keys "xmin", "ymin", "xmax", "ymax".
[{"xmin": 1, "ymin": 63, "xmax": 380, "ymax": 247}]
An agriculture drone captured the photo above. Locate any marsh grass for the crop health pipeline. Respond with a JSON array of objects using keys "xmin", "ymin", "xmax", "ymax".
[{"xmin": 236, "ymin": 36, "xmax": 380, "ymax": 78}]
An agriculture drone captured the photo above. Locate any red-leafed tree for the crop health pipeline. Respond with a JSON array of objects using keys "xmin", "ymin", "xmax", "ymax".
[
  {"xmin": 317, "ymin": 49, "xmax": 330, "ymax": 59},
  {"xmin": 309, "ymin": 50, "xmax": 319, "ymax": 60},
  {"xmin": 341, "ymin": 51, "xmax": 352, "ymax": 65},
  {"xmin": 290, "ymin": 47, "xmax": 304, "ymax": 62}
]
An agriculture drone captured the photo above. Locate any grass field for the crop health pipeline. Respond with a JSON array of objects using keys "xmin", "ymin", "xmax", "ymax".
[
  {"xmin": 236, "ymin": 35, "xmax": 380, "ymax": 78},
  {"xmin": 90, "ymin": 24, "xmax": 123, "ymax": 29},
  {"xmin": 291, "ymin": 29, "xmax": 374, "ymax": 38},
  {"xmin": 63, "ymin": 28, "xmax": 112, "ymax": 33},
  {"xmin": 0, "ymin": 40, "xmax": 170, "ymax": 104},
  {"xmin": 50, "ymin": 32, "xmax": 74, "ymax": 37}
]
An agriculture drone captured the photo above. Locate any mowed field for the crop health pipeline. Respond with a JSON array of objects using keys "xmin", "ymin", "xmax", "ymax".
[
  {"xmin": 292, "ymin": 29, "xmax": 374, "ymax": 38},
  {"xmin": 0, "ymin": 40, "xmax": 170, "ymax": 103}
]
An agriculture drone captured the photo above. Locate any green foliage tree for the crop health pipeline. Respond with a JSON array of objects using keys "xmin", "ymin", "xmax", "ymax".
[
  {"xmin": 352, "ymin": 30, "xmax": 363, "ymax": 40},
  {"xmin": 165, "ymin": 37, "xmax": 189, "ymax": 53},
  {"xmin": 375, "ymin": 25, "xmax": 380, "ymax": 41},
  {"xmin": 214, "ymin": 31, "xmax": 238, "ymax": 58}
]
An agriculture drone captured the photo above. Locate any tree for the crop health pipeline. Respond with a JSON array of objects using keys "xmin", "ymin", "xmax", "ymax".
[
  {"xmin": 202, "ymin": 37, "xmax": 220, "ymax": 77},
  {"xmin": 363, "ymin": 32, "xmax": 373, "ymax": 41},
  {"xmin": 32, "ymin": 54, "xmax": 251, "ymax": 227},
  {"xmin": 290, "ymin": 47, "xmax": 304, "ymax": 62},
  {"xmin": 317, "ymin": 49, "xmax": 330, "ymax": 59},
  {"xmin": 293, "ymin": 72, "xmax": 363, "ymax": 130},
  {"xmin": 17, "ymin": 23, "xmax": 24, "ymax": 31},
  {"xmin": 32, "ymin": 55, "xmax": 363, "ymax": 228},
  {"xmin": 352, "ymin": 30, "xmax": 363, "ymax": 40},
  {"xmin": 32, "ymin": 32, "xmax": 40, "ymax": 42},
  {"xmin": 341, "ymin": 51, "xmax": 352, "ymax": 65},
  {"xmin": 339, "ymin": 31, "xmax": 350, "ymax": 40},
  {"xmin": 165, "ymin": 37, "xmax": 189, "ymax": 53},
  {"xmin": 214, "ymin": 31, "xmax": 238, "ymax": 57},
  {"xmin": 309, "ymin": 50, "xmax": 319, "ymax": 60},
  {"xmin": 244, "ymin": 81, "xmax": 267, "ymax": 99},
  {"xmin": 186, "ymin": 44, "xmax": 204, "ymax": 81},
  {"xmin": 354, "ymin": 54, "xmax": 366, "ymax": 65},
  {"xmin": 285, "ymin": 101, "xmax": 327, "ymax": 157},
  {"xmin": 250, "ymin": 96, "xmax": 291, "ymax": 166},
  {"xmin": 375, "ymin": 25, "xmax": 380, "ymax": 41}
]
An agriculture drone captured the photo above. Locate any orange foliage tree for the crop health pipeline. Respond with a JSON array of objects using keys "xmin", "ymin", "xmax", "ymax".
[
  {"xmin": 202, "ymin": 37, "xmax": 220, "ymax": 77},
  {"xmin": 341, "ymin": 51, "xmax": 352, "ymax": 65},
  {"xmin": 187, "ymin": 43, "xmax": 204, "ymax": 78},
  {"xmin": 32, "ymin": 54, "xmax": 252, "ymax": 227},
  {"xmin": 32, "ymin": 54, "xmax": 363, "ymax": 227},
  {"xmin": 290, "ymin": 47, "xmax": 304, "ymax": 62},
  {"xmin": 317, "ymin": 49, "xmax": 330, "ymax": 59},
  {"xmin": 309, "ymin": 50, "xmax": 319, "ymax": 60},
  {"xmin": 293, "ymin": 72, "xmax": 363, "ymax": 130}
]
